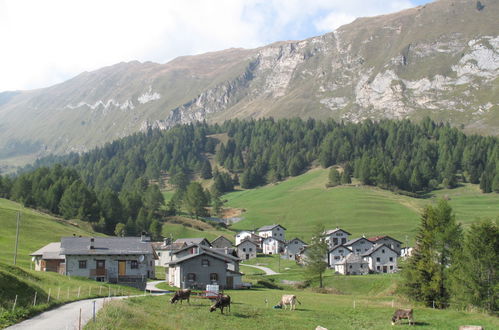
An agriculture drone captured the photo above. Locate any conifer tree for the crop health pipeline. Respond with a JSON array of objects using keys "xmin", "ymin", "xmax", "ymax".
[{"xmin": 328, "ymin": 168, "xmax": 341, "ymax": 187}]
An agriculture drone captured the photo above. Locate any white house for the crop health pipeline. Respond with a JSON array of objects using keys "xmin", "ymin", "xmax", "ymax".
[
  {"xmin": 323, "ymin": 228, "xmax": 351, "ymax": 248},
  {"xmin": 262, "ymin": 237, "xmax": 285, "ymax": 255},
  {"xmin": 257, "ymin": 224, "xmax": 286, "ymax": 241},
  {"xmin": 153, "ymin": 241, "xmax": 187, "ymax": 267},
  {"xmin": 328, "ymin": 245, "xmax": 352, "ymax": 267},
  {"xmin": 334, "ymin": 253, "xmax": 369, "ymax": 275},
  {"xmin": 167, "ymin": 245, "xmax": 242, "ymax": 289},
  {"xmin": 284, "ymin": 238, "xmax": 307, "ymax": 260},
  {"xmin": 367, "ymin": 236, "xmax": 403, "ymax": 255},
  {"xmin": 362, "ymin": 244, "xmax": 398, "ymax": 273},
  {"xmin": 344, "ymin": 237, "xmax": 375, "ymax": 255},
  {"xmin": 236, "ymin": 238, "xmax": 258, "ymax": 260}
]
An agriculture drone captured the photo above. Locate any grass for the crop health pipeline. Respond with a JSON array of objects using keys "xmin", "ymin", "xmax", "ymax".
[
  {"xmin": 224, "ymin": 168, "xmax": 499, "ymax": 244},
  {"xmin": 85, "ymin": 288, "xmax": 499, "ymax": 330},
  {"xmin": 161, "ymin": 217, "xmax": 235, "ymax": 242},
  {"xmin": 0, "ymin": 198, "xmax": 104, "ymax": 268},
  {"xmin": 0, "ymin": 262, "xmax": 142, "ymax": 328}
]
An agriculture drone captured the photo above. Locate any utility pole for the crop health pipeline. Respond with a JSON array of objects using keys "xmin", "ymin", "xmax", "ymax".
[{"xmin": 14, "ymin": 211, "xmax": 20, "ymax": 265}]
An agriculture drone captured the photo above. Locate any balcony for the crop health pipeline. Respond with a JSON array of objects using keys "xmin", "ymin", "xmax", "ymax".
[{"xmin": 90, "ymin": 268, "xmax": 107, "ymax": 277}]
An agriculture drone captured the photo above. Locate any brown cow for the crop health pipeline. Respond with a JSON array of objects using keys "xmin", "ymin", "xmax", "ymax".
[
  {"xmin": 210, "ymin": 294, "xmax": 231, "ymax": 314},
  {"xmin": 170, "ymin": 289, "xmax": 191, "ymax": 304},
  {"xmin": 391, "ymin": 309, "xmax": 414, "ymax": 325},
  {"xmin": 278, "ymin": 295, "xmax": 301, "ymax": 310}
]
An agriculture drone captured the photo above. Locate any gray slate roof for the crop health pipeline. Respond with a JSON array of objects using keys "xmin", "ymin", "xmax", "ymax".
[
  {"xmin": 324, "ymin": 228, "xmax": 351, "ymax": 235},
  {"xmin": 337, "ymin": 253, "xmax": 366, "ymax": 265},
  {"xmin": 344, "ymin": 237, "xmax": 373, "ymax": 247},
  {"xmin": 30, "ymin": 242, "xmax": 64, "ymax": 259},
  {"xmin": 60, "ymin": 237, "xmax": 154, "ymax": 255},
  {"xmin": 168, "ymin": 248, "xmax": 240, "ymax": 265},
  {"xmin": 174, "ymin": 238, "xmax": 211, "ymax": 246},
  {"xmin": 361, "ymin": 244, "xmax": 398, "ymax": 257},
  {"xmin": 257, "ymin": 224, "xmax": 286, "ymax": 231}
]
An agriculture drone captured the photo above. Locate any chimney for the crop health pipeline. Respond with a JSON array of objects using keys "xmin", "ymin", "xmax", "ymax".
[
  {"xmin": 140, "ymin": 231, "xmax": 150, "ymax": 242},
  {"xmin": 224, "ymin": 247, "xmax": 228, "ymax": 255},
  {"xmin": 89, "ymin": 237, "xmax": 95, "ymax": 249}
]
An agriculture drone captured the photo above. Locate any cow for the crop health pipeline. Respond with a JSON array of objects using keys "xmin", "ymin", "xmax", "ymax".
[
  {"xmin": 209, "ymin": 294, "xmax": 231, "ymax": 314},
  {"xmin": 391, "ymin": 309, "xmax": 414, "ymax": 325},
  {"xmin": 170, "ymin": 289, "xmax": 191, "ymax": 304},
  {"xmin": 277, "ymin": 295, "xmax": 301, "ymax": 310}
]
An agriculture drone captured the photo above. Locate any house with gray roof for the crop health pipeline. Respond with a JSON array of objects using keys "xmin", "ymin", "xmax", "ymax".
[
  {"xmin": 167, "ymin": 244, "xmax": 243, "ymax": 289},
  {"xmin": 284, "ymin": 238, "xmax": 307, "ymax": 260},
  {"xmin": 257, "ymin": 224, "xmax": 286, "ymax": 241},
  {"xmin": 30, "ymin": 242, "xmax": 64, "ymax": 273},
  {"xmin": 344, "ymin": 237, "xmax": 375, "ymax": 255},
  {"xmin": 361, "ymin": 244, "xmax": 398, "ymax": 273},
  {"xmin": 323, "ymin": 227, "xmax": 351, "ymax": 248},
  {"xmin": 174, "ymin": 238, "xmax": 212, "ymax": 247},
  {"xmin": 211, "ymin": 236, "xmax": 233, "ymax": 249},
  {"xmin": 334, "ymin": 253, "xmax": 369, "ymax": 275},
  {"xmin": 31, "ymin": 235, "xmax": 157, "ymax": 290}
]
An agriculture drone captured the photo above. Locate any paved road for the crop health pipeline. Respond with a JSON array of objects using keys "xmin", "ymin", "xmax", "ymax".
[
  {"xmin": 240, "ymin": 264, "xmax": 280, "ymax": 275},
  {"xmin": 146, "ymin": 280, "xmax": 170, "ymax": 293},
  {"xmin": 7, "ymin": 296, "xmax": 129, "ymax": 330}
]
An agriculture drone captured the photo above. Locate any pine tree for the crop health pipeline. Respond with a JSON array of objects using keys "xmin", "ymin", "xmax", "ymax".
[
  {"xmin": 451, "ymin": 219, "xmax": 498, "ymax": 312},
  {"xmin": 149, "ymin": 219, "xmax": 163, "ymax": 241},
  {"xmin": 200, "ymin": 159, "xmax": 213, "ymax": 179},
  {"xmin": 184, "ymin": 182, "xmax": 209, "ymax": 219},
  {"xmin": 305, "ymin": 225, "xmax": 329, "ymax": 288},
  {"xmin": 114, "ymin": 223, "xmax": 126, "ymax": 237},
  {"xmin": 401, "ymin": 199, "xmax": 462, "ymax": 308},
  {"xmin": 328, "ymin": 168, "xmax": 341, "ymax": 187}
]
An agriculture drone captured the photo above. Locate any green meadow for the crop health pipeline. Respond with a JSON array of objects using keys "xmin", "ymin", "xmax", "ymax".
[{"xmin": 224, "ymin": 168, "xmax": 499, "ymax": 244}]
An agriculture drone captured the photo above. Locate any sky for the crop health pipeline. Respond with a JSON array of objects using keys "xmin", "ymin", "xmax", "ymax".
[{"xmin": 0, "ymin": 0, "xmax": 433, "ymax": 92}]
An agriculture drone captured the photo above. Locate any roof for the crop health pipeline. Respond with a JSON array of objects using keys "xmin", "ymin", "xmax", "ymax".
[
  {"xmin": 287, "ymin": 238, "xmax": 307, "ymax": 245},
  {"xmin": 257, "ymin": 224, "xmax": 286, "ymax": 231},
  {"xmin": 174, "ymin": 238, "xmax": 211, "ymax": 246},
  {"xmin": 168, "ymin": 249, "xmax": 240, "ymax": 265},
  {"xmin": 367, "ymin": 235, "xmax": 403, "ymax": 244},
  {"xmin": 361, "ymin": 244, "xmax": 398, "ymax": 257},
  {"xmin": 30, "ymin": 242, "xmax": 64, "ymax": 260},
  {"xmin": 153, "ymin": 242, "xmax": 186, "ymax": 251},
  {"xmin": 344, "ymin": 237, "xmax": 373, "ymax": 247},
  {"xmin": 60, "ymin": 237, "xmax": 155, "ymax": 256},
  {"xmin": 173, "ymin": 244, "xmax": 240, "ymax": 260},
  {"xmin": 211, "ymin": 236, "xmax": 232, "ymax": 244},
  {"xmin": 236, "ymin": 238, "xmax": 258, "ymax": 247},
  {"xmin": 337, "ymin": 253, "xmax": 366, "ymax": 265},
  {"xmin": 324, "ymin": 228, "xmax": 351, "ymax": 236},
  {"xmin": 262, "ymin": 236, "xmax": 285, "ymax": 244},
  {"xmin": 328, "ymin": 245, "xmax": 351, "ymax": 253}
]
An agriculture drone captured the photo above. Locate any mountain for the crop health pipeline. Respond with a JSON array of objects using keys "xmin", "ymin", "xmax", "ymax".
[{"xmin": 0, "ymin": 0, "xmax": 498, "ymax": 164}]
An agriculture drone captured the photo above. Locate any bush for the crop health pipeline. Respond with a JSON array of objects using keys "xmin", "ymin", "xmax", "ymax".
[{"xmin": 255, "ymin": 279, "xmax": 283, "ymax": 290}]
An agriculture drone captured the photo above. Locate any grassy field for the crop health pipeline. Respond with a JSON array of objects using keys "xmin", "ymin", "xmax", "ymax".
[
  {"xmin": 0, "ymin": 262, "xmax": 142, "ymax": 328},
  {"xmin": 85, "ymin": 288, "xmax": 498, "ymax": 330},
  {"xmin": 224, "ymin": 168, "xmax": 499, "ymax": 244},
  {"xmin": 0, "ymin": 198, "xmax": 104, "ymax": 268}
]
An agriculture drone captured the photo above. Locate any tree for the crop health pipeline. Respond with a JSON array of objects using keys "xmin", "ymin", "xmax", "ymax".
[
  {"xmin": 143, "ymin": 184, "xmax": 164, "ymax": 213},
  {"xmin": 114, "ymin": 223, "xmax": 126, "ymax": 237},
  {"xmin": 401, "ymin": 199, "xmax": 462, "ymax": 308},
  {"xmin": 200, "ymin": 159, "xmax": 213, "ymax": 179},
  {"xmin": 184, "ymin": 182, "xmax": 209, "ymax": 219},
  {"xmin": 305, "ymin": 224, "xmax": 329, "ymax": 288},
  {"xmin": 149, "ymin": 219, "xmax": 163, "ymax": 241},
  {"xmin": 328, "ymin": 168, "xmax": 341, "ymax": 187},
  {"xmin": 451, "ymin": 219, "xmax": 498, "ymax": 312},
  {"xmin": 340, "ymin": 171, "xmax": 351, "ymax": 185}
]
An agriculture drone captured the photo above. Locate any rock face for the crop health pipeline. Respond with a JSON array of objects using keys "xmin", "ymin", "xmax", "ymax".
[{"xmin": 0, "ymin": 0, "xmax": 498, "ymax": 162}]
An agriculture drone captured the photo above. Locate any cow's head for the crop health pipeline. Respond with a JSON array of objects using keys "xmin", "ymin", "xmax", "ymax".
[
  {"xmin": 170, "ymin": 295, "xmax": 178, "ymax": 304},
  {"xmin": 209, "ymin": 304, "xmax": 217, "ymax": 312}
]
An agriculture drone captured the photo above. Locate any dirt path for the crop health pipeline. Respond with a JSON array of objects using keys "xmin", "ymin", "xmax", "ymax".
[{"xmin": 240, "ymin": 264, "xmax": 280, "ymax": 275}]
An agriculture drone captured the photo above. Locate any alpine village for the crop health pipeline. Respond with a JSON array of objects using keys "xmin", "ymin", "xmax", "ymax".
[{"xmin": 0, "ymin": 0, "xmax": 498, "ymax": 329}]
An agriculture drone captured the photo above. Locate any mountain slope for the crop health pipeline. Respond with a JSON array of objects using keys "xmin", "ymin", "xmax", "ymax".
[{"xmin": 0, "ymin": 0, "xmax": 498, "ymax": 163}]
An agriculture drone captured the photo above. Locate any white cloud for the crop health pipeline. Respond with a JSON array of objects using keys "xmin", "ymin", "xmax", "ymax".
[{"xmin": 0, "ymin": 0, "xmax": 424, "ymax": 92}]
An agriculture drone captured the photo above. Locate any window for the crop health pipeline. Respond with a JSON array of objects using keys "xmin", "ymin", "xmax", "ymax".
[
  {"xmin": 249, "ymin": 248, "xmax": 253, "ymax": 252},
  {"xmin": 131, "ymin": 260, "xmax": 138, "ymax": 269},
  {"xmin": 187, "ymin": 273, "xmax": 196, "ymax": 281},
  {"xmin": 390, "ymin": 266, "xmax": 394, "ymax": 270},
  {"xmin": 356, "ymin": 249, "xmax": 361, "ymax": 253},
  {"xmin": 210, "ymin": 273, "xmax": 218, "ymax": 281},
  {"xmin": 360, "ymin": 264, "xmax": 364, "ymax": 268},
  {"xmin": 349, "ymin": 265, "xmax": 352, "ymax": 269},
  {"xmin": 242, "ymin": 248, "xmax": 246, "ymax": 252},
  {"xmin": 157, "ymin": 252, "xmax": 161, "ymax": 256},
  {"xmin": 376, "ymin": 266, "xmax": 380, "ymax": 270},
  {"xmin": 376, "ymin": 257, "xmax": 380, "ymax": 262},
  {"xmin": 389, "ymin": 257, "xmax": 393, "ymax": 262},
  {"xmin": 382, "ymin": 249, "xmax": 385, "ymax": 253},
  {"xmin": 342, "ymin": 238, "xmax": 346, "ymax": 244},
  {"xmin": 190, "ymin": 247, "xmax": 196, "ymax": 254},
  {"xmin": 294, "ymin": 241, "xmax": 298, "ymax": 244},
  {"xmin": 339, "ymin": 249, "xmax": 343, "ymax": 253},
  {"xmin": 360, "ymin": 241, "xmax": 364, "ymax": 244},
  {"xmin": 334, "ymin": 256, "xmax": 340, "ymax": 260},
  {"xmin": 202, "ymin": 259, "xmax": 210, "ymax": 267},
  {"xmin": 333, "ymin": 238, "xmax": 338, "ymax": 245},
  {"xmin": 397, "ymin": 244, "xmax": 400, "ymax": 248},
  {"xmin": 79, "ymin": 260, "xmax": 87, "ymax": 269}
]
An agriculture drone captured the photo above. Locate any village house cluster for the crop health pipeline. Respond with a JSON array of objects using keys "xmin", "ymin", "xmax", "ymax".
[{"xmin": 30, "ymin": 224, "xmax": 404, "ymax": 290}]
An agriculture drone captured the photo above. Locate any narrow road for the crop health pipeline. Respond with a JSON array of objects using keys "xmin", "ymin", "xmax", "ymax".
[
  {"xmin": 240, "ymin": 264, "xmax": 280, "ymax": 275},
  {"xmin": 146, "ymin": 280, "xmax": 170, "ymax": 293},
  {"xmin": 6, "ymin": 296, "xmax": 129, "ymax": 330}
]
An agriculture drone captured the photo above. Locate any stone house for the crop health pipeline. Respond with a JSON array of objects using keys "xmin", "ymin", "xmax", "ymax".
[
  {"xmin": 362, "ymin": 244, "xmax": 398, "ymax": 273},
  {"xmin": 174, "ymin": 238, "xmax": 212, "ymax": 247},
  {"xmin": 30, "ymin": 242, "xmax": 65, "ymax": 273},
  {"xmin": 257, "ymin": 224, "xmax": 286, "ymax": 241},
  {"xmin": 344, "ymin": 237, "xmax": 375, "ymax": 255},
  {"xmin": 47, "ymin": 235, "xmax": 158, "ymax": 290},
  {"xmin": 236, "ymin": 238, "xmax": 258, "ymax": 260},
  {"xmin": 367, "ymin": 235, "xmax": 403, "ymax": 255},
  {"xmin": 334, "ymin": 253, "xmax": 369, "ymax": 275},
  {"xmin": 153, "ymin": 241, "xmax": 186, "ymax": 267},
  {"xmin": 283, "ymin": 238, "xmax": 307, "ymax": 260},
  {"xmin": 167, "ymin": 245, "xmax": 242, "ymax": 289},
  {"xmin": 262, "ymin": 236, "xmax": 285, "ymax": 255},
  {"xmin": 211, "ymin": 236, "xmax": 233, "ymax": 249},
  {"xmin": 323, "ymin": 228, "xmax": 351, "ymax": 248},
  {"xmin": 328, "ymin": 245, "xmax": 351, "ymax": 267}
]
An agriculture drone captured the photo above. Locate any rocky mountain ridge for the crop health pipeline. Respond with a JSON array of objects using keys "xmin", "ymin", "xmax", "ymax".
[{"xmin": 0, "ymin": 0, "xmax": 498, "ymax": 166}]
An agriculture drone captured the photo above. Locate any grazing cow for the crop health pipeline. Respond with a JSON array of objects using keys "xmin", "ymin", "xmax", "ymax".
[
  {"xmin": 210, "ymin": 295, "xmax": 231, "ymax": 314},
  {"xmin": 170, "ymin": 289, "xmax": 191, "ymax": 304},
  {"xmin": 391, "ymin": 309, "xmax": 414, "ymax": 325},
  {"xmin": 278, "ymin": 295, "xmax": 301, "ymax": 310}
]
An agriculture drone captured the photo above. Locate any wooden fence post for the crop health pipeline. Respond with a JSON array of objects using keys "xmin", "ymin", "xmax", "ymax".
[
  {"xmin": 12, "ymin": 295, "xmax": 17, "ymax": 312},
  {"xmin": 33, "ymin": 291, "xmax": 37, "ymax": 306}
]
